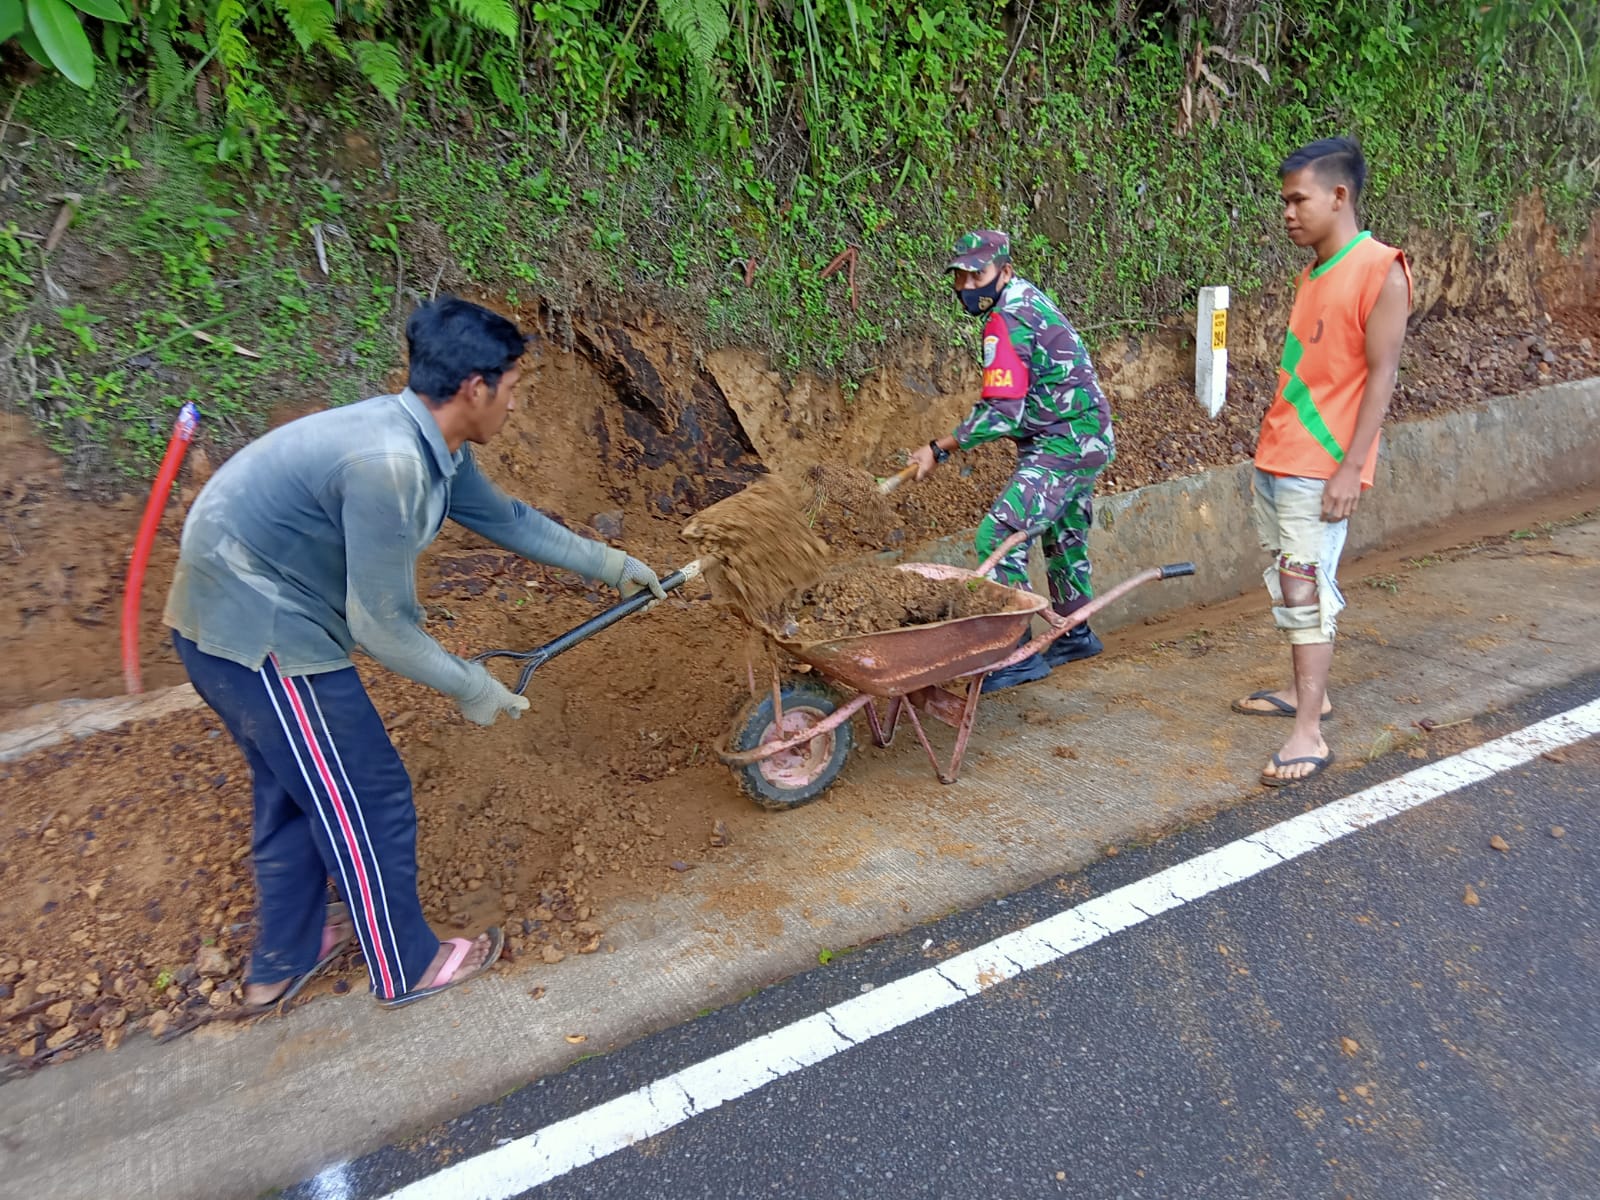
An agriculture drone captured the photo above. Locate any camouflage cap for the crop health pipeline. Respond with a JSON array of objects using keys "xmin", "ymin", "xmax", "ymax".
[{"xmin": 946, "ymin": 229, "xmax": 1011, "ymax": 273}]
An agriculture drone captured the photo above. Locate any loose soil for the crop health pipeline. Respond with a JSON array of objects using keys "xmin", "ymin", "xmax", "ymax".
[
  {"xmin": 799, "ymin": 463, "xmax": 908, "ymax": 548},
  {"xmin": 677, "ymin": 463, "xmax": 955, "ymax": 629},
  {"xmin": 780, "ymin": 564, "xmax": 1004, "ymax": 642},
  {"xmin": 1096, "ymin": 308, "xmax": 1600, "ymax": 493},
  {"xmin": 680, "ymin": 476, "xmax": 834, "ymax": 623},
  {"xmin": 2, "ymin": 293, "xmax": 1598, "ymax": 1073}
]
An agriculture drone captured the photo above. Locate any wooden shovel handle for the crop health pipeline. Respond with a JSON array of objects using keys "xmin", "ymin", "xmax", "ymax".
[{"xmin": 877, "ymin": 464, "xmax": 921, "ymax": 495}]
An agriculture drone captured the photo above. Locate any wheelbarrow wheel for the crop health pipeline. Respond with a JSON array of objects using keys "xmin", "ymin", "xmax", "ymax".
[{"xmin": 731, "ymin": 682, "xmax": 854, "ymax": 811}]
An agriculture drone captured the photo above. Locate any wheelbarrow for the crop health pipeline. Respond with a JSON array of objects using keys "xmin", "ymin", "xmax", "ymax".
[{"xmin": 714, "ymin": 529, "xmax": 1196, "ymax": 810}]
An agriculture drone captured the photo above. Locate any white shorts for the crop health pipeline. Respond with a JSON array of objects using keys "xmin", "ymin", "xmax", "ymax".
[{"xmin": 1252, "ymin": 469, "xmax": 1349, "ymax": 645}]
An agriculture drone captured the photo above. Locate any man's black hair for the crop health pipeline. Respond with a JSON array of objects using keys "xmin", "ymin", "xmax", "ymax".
[
  {"xmin": 405, "ymin": 296, "xmax": 529, "ymax": 403},
  {"xmin": 1280, "ymin": 137, "xmax": 1367, "ymax": 200}
]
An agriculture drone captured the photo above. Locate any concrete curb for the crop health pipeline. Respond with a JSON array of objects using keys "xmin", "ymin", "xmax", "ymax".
[
  {"xmin": 0, "ymin": 684, "xmax": 202, "ymax": 763},
  {"xmin": 905, "ymin": 376, "xmax": 1600, "ymax": 629}
]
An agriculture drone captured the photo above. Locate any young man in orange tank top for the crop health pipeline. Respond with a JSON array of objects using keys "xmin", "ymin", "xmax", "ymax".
[{"xmin": 1233, "ymin": 138, "xmax": 1412, "ymax": 786}]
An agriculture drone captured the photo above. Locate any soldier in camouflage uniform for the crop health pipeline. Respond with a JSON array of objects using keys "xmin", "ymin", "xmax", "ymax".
[{"xmin": 909, "ymin": 230, "xmax": 1116, "ymax": 693}]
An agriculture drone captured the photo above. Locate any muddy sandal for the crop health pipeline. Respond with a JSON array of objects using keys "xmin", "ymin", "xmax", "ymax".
[
  {"xmin": 1260, "ymin": 750, "xmax": 1334, "ymax": 788},
  {"xmin": 232, "ymin": 902, "xmax": 357, "ymax": 1017},
  {"xmin": 1231, "ymin": 690, "xmax": 1334, "ymax": 720},
  {"xmin": 377, "ymin": 927, "xmax": 504, "ymax": 1010},
  {"xmin": 276, "ymin": 901, "xmax": 355, "ymax": 1007}
]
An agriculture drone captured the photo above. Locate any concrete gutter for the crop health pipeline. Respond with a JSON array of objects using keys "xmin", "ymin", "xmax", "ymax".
[
  {"xmin": 906, "ymin": 376, "xmax": 1600, "ymax": 629},
  {"xmin": 0, "ymin": 685, "xmax": 201, "ymax": 763}
]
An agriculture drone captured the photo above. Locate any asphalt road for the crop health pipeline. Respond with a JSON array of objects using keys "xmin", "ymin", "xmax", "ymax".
[{"xmin": 290, "ymin": 679, "xmax": 1600, "ymax": 1200}]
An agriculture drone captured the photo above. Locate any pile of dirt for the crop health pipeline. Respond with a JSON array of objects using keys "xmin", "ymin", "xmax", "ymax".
[
  {"xmin": 1392, "ymin": 307, "xmax": 1600, "ymax": 415},
  {"xmin": 800, "ymin": 442, "xmax": 1019, "ymax": 554},
  {"xmin": 676, "ymin": 459, "xmax": 981, "ymax": 628},
  {"xmin": 680, "ymin": 476, "xmax": 835, "ymax": 622},
  {"xmin": 799, "ymin": 464, "xmax": 905, "ymax": 545},
  {"xmin": 779, "ymin": 564, "xmax": 1003, "ymax": 642}
]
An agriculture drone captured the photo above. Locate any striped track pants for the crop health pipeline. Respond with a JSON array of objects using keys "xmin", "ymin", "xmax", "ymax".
[{"xmin": 174, "ymin": 633, "xmax": 439, "ymax": 998}]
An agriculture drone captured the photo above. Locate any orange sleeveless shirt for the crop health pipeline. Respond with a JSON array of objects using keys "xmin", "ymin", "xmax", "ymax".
[{"xmin": 1255, "ymin": 231, "xmax": 1412, "ymax": 487}]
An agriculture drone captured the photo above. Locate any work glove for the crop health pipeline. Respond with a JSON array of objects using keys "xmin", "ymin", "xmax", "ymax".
[
  {"xmin": 456, "ymin": 662, "xmax": 531, "ymax": 726},
  {"xmin": 599, "ymin": 547, "xmax": 669, "ymax": 602}
]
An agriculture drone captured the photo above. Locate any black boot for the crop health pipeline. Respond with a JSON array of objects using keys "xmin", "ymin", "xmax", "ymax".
[
  {"xmin": 980, "ymin": 635, "xmax": 1052, "ymax": 694},
  {"xmin": 1042, "ymin": 621, "xmax": 1103, "ymax": 668}
]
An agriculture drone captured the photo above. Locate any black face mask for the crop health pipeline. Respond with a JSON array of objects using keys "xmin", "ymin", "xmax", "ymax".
[{"xmin": 957, "ymin": 276, "xmax": 1004, "ymax": 316}]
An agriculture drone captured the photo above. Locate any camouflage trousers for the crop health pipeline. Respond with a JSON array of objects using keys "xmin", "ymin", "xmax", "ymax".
[{"xmin": 975, "ymin": 460, "xmax": 1103, "ymax": 614}]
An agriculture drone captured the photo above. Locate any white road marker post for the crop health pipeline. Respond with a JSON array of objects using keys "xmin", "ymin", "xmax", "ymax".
[{"xmin": 1196, "ymin": 285, "xmax": 1229, "ymax": 418}]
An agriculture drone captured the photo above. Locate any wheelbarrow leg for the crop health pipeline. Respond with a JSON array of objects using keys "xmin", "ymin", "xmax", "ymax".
[
  {"xmin": 898, "ymin": 702, "xmax": 950, "ymax": 784},
  {"xmin": 864, "ymin": 699, "xmax": 887, "ymax": 746},
  {"xmin": 899, "ymin": 683, "xmax": 984, "ymax": 784},
  {"xmin": 944, "ymin": 679, "xmax": 985, "ymax": 782},
  {"xmin": 865, "ymin": 696, "xmax": 907, "ymax": 749}
]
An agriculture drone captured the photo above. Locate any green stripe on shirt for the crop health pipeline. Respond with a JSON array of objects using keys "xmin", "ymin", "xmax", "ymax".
[{"xmin": 1279, "ymin": 330, "xmax": 1347, "ymax": 464}]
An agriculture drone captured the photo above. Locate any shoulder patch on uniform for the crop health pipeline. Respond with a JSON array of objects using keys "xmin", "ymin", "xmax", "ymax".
[{"xmin": 982, "ymin": 335, "xmax": 999, "ymax": 367}]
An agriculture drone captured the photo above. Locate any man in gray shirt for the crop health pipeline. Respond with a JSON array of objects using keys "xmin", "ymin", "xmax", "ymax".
[{"xmin": 166, "ymin": 296, "xmax": 666, "ymax": 1010}]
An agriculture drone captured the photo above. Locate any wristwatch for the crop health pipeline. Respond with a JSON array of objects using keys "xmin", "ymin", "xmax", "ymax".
[{"xmin": 929, "ymin": 440, "xmax": 951, "ymax": 464}]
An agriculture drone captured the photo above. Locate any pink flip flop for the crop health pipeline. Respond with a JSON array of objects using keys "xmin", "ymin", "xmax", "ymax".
[
  {"xmin": 318, "ymin": 901, "xmax": 354, "ymax": 958},
  {"xmin": 377, "ymin": 927, "xmax": 504, "ymax": 1010}
]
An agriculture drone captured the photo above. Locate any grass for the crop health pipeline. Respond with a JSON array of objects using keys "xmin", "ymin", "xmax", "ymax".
[
  {"xmin": 1365, "ymin": 573, "xmax": 1402, "ymax": 594},
  {"xmin": 1, "ymin": 79, "xmax": 400, "ymax": 480}
]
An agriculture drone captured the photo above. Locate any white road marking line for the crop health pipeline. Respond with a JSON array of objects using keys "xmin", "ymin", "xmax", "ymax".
[
  {"xmin": 308, "ymin": 1161, "xmax": 352, "ymax": 1200},
  {"xmin": 377, "ymin": 698, "xmax": 1600, "ymax": 1200}
]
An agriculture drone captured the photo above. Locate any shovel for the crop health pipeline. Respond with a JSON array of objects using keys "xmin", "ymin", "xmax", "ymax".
[
  {"xmin": 472, "ymin": 558, "xmax": 709, "ymax": 694},
  {"xmin": 801, "ymin": 461, "xmax": 921, "ymax": 517},
  {"xmin": 479, "ymin": 464, "xmax": 919, "ymax": 692},
  {"xmin": 875, "ymin": 463, "xmax": 920, "ymax": 494}
]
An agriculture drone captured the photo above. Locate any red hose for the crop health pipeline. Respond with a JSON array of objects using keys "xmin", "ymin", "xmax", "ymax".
[{"xmin": 121, "ymin": 402, "xmax": 200, "ymax": 694}]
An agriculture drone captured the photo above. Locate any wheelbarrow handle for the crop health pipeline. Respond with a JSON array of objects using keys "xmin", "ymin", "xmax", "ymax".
[
  {"xmin": 972, "ymin": 523, "xmax": 1052, "ymax": 577},
  {"xmin": 473, "ymin": 558, "xmax": 708, "ymax": 694},
  {"xmin": 978, "ymin": 534, "xmax": 1196, "ymax": 584}
]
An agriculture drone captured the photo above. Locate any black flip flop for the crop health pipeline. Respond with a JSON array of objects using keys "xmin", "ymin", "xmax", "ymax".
[
  {"xmin": 233, "ymin": 902, "xmax": 356, "ymax": 1017},
  {"xmin": 1260, "ymin": 750, "xmax": 1334, "ymax": 788},
  {"xmin": 277, "ymin": 902, "xmax": 355, "ymax": 1007},
  {"xmin": 1231, "ymin": 690, "xmax": 1334, "ymax": 720}
]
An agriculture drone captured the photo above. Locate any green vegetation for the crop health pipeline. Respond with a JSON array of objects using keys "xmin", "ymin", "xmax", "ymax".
[{"xmin": 1, "ymin": 1, "xmax": 1597, "ymax": 479}]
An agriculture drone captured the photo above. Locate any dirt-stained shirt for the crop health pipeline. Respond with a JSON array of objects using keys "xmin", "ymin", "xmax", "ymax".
[
  {"xmin": 164, "ymin": 389, "xmax": 612, "ymax": 695},
  {"xmin": 952, "ymin": 275, "xmax": 1115, "ymax": 471}
]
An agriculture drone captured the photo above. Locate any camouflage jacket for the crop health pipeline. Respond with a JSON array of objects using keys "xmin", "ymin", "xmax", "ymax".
[{"xmin": 952, "ymin": 275, "xmax": 1115, "ymax": 471}]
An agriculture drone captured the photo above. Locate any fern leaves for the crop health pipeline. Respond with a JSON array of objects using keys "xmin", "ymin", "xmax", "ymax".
[
  {"xmin": 146, "ymin": 24, "xmax": 186, "ymax": 108},
  {"xmin": 214, "ymin": 0, "xmax": 257, "ymax": 89},
  {"xmin": 656, "ymin": 0, "xmax": 730, "ymax": 134},
  {"xmin": 448, "ymin": 0, "xmax": 518, "ymax": 44},
  {"xmin": 657, "ymin": 0, "xmax": 729, "ymax": 67},
  {"xmin": 274, "ymin": 0, "xmax": 347, "ymax": 59},
  {"xmin": 271, "ymin": 0, "xmax": 409, "ymax": 105},
  {"xmin": 352, "ymin": 38, "xmax": 406, "ymax": 107}
]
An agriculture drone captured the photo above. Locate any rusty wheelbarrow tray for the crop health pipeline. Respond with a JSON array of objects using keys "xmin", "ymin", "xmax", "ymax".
[{"xmin": 715, "ymin": 529, "xmax": 1196, "ymax": 810}]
